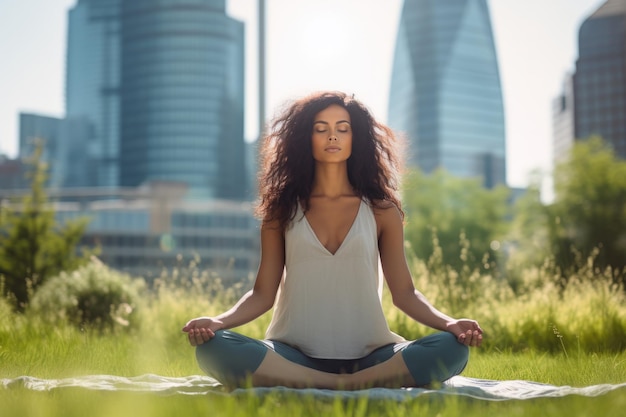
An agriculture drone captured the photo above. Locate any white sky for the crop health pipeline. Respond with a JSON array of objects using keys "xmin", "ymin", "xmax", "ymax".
[{"xmin": 0, "ymin": 0, "xmax": 607, "ymax": 190}]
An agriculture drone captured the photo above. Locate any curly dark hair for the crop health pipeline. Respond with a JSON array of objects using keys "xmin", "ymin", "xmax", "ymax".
[{"xmin": 256, "ymin": 91, "xmax": 404, "ymax": 229}]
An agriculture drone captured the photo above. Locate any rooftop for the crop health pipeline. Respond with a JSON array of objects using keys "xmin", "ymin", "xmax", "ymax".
[{"xmin": 590, "ymin": 0, "xmax": 626, "ymax": 19}]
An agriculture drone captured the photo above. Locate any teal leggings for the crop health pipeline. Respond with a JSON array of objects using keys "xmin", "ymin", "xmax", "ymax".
[{"xmin": 196, "ymin": 330, "xmax": 469, "ymax": 387}]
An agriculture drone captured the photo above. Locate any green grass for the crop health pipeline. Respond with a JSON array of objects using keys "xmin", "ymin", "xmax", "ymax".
[
  {"xmin": 1, "ymin": 322, "xmax": 625, "ymax": 417},
  {"xmin": 2, "ymin": 388, "xmax": 625, "ymax": 417},
  {"xmin": 1, "ymin": 259, "xmax": 626, "ymax": 417}
]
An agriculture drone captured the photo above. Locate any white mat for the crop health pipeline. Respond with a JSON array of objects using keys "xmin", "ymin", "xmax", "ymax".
[{"xmin": 2, "ymin": 374, "xmax": 625, "ymax": 401}]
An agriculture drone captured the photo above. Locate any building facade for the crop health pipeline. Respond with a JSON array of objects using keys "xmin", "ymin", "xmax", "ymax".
[
  {"xmin": 0, "ymin": 156, "xmax": 26, "ymax": 190},
  {"xmin": 119, "ymin": 0, "xmax": 247, "ymax": 199},
  {"xmin": 573, "ymin": 0, "xmax": 626, "ymax": 157},
  {"xmin": 552, "ymin": 74, "xmax": 576, "ymax": 165},
  {"xmin": 19, "ymin": 113, "xmax": 92, "ymax": 189},
  {"xmin": 66, "ymin": 0, "xmax": 121, "ymax": 187},
  {"xmin": 388, "ymin": 0, "xmax": 506, "ymax": 188},
  {"xmin": 45, "ymin": 183, "xmax": 259, "ymax": 281},
  {"xmin": 64, "ymin": 0, "xmax": 248, "ymax": 199}
]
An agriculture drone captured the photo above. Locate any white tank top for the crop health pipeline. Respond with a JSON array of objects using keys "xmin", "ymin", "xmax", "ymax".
[{"xmin": 265, "ymin": 199, "xmax": 405, "ymax": 359}]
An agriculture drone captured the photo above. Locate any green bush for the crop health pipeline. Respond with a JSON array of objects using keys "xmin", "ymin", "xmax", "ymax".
[{"xmin": 30, "ymin": 259, "xmax": 145, "ymax": 332}]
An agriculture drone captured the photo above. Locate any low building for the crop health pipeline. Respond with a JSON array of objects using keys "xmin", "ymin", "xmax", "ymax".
[{"xmin": 3, "ymin": 182, "xmax": 260, "ymax": 282}]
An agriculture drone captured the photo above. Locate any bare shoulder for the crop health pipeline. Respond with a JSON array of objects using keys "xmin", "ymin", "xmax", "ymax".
[
  {"xmin": 370, "ymin": 200, "xmax": 403, "ymax": 234},
  {"xmin": 371, "ymin": 199, "xmax": 401, "ymax": 217},
  {"xmin": 261, "ymin": 217, "xmax": 281, "ymax": 231},
  {"xmin": 260, "ymin": 218, "xmax": 285, "ymax": 241}
]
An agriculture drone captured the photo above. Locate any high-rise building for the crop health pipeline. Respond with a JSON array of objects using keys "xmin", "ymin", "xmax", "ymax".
[
  {"xmin": 19, "ymin": 113, "xmax": 92, "ymax": 189},
  {"xmin": 119, "ymin": 0, "xmax": 246, "ymax": 199},
  {"xmin": 66, "ymin": 0, "xmax": 121, "ymax": 187},
  {"xmin": 552, "ymin": 74, "xmax": 575, "ymax": 165},
  {"xmin": 64, "ymin": 0, "xmax": 247, "ymax": 199},
  {"xmin": 388, "ymin": 0, "xmax": 506, "ymax": 188},
  {"xmin": 573, "ymin": 0, "xmax": 626, "ymax": 157}
]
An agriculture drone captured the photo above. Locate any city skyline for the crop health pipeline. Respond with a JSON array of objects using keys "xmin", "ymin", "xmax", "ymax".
[{"xmin": 0, "ymin": 0, "xmax": 607, "ymax": 192}]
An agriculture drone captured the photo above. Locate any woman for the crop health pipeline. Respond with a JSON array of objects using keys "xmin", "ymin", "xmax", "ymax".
[{"xmin": 183, "ymin": 91, "xmax": 482, "ymax": 390}]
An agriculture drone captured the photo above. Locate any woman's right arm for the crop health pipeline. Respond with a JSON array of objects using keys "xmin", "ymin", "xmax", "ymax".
[{"xmin": 182, "ymin": 220, "xmax": 285, "ymax": 346}]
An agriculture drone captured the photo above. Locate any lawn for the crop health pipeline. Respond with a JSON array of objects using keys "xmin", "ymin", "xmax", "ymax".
[
  {"xmin": 2, "ymin": 323, "xmax": 625, "ymax": 417},
  {"xmin": 1, "ymin": 260, "xmax": 625, "ymax": 416}
]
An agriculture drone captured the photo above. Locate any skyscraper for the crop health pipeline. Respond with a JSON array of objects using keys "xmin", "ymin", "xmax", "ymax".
[
  {"xmin": 66, "ymin": 0, "xmax": 121, "ymax": 187},
  {"xmin": 388, "ymin": 0, "xmax": 506, "ymax": 188},
  {"xmin": 119, "ymin": 0, "xmax": 246, "ymax": 199},
  {"xmin": 552, "ymin": 74, "xmax": 575, "ymax": 165},
  {"xmin": 573, "ymin": 0, "xmax": 626, "ymax": 157},
  {"xmin": 64, "ymin": 0, "xmax": 247, "ymax": 199}
]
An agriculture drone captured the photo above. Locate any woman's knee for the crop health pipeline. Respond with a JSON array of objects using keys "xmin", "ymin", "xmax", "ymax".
[
  {"xmin": 401, "ymin": 332, "xmax": 469, "ymax": 385},
  {"xmin": 436, "ymin": 332, "xmax": 469, "ymax": 370},
  {"xmin": 195, "ymin": 330, "xmax": 268, "ymax": 387}
]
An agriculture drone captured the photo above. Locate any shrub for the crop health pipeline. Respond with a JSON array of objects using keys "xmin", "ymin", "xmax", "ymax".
[{"xmin": 30, "ymin": 258, "xmax": 145, "ymax": 332}]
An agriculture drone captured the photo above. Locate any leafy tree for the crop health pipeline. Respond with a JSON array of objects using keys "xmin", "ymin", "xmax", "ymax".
[
  {"xmin": 548, "ymin": 137, "xmax": 626, "ymax": 284},
  {"xmin": 506, "ymin": 171, "xmax": 550, "ymax": 259},
  {"xmin": 0, "ymin": 140, "xmax": 93, "ymax": 311},
  {"xmin": 402, "ymin": 168, "xmax": 511, "ymax": 274}
]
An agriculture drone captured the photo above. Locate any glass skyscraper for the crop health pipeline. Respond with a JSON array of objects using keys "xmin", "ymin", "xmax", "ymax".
[
  {"xmin": 119, "ymin": 0, "xmax": 246, "ymax": 199},
  {"xmin": 66, "ymin": 0, "xmax": 121, "ymax": 187},
  {"xmin": 388, "ymin": 0, "xmax": 506, "ymax": 187},
  {"xmin": 573, "ymin": 0, "xmax": 626, "ymax": 158}
]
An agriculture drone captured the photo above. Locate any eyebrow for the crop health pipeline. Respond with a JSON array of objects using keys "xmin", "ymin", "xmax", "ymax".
[{"xmin": 313, "ymin": 120, "xmax": 351, "ymax": 125}]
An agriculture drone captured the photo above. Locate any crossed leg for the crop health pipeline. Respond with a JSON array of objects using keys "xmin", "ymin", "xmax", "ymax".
[
  {"xmin": 195, "ymin": 330, "xmax": 467, "ymax": 390},
  {"xmin": 251, "ymin": 349, "xmax": 414, "ymax": 389}
]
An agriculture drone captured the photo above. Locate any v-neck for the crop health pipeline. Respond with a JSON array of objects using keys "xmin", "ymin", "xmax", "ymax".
[{"xmin": 302, "ymin": 200, "xmax": 363, "ymax": 256}]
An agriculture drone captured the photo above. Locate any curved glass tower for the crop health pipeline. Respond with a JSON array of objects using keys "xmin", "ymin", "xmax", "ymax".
[
  {"xmin": 388, "ymin": 0, "xmax": 506, "ymax": 187},
  {"xmin": 119, "ymin": 0, "xmax": 246, "ymax": 199}
]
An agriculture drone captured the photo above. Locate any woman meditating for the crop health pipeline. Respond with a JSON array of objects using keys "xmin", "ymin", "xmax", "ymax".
[{"xmin": 182, "ymin": 91, "xmax": 483, "ymax": 389}]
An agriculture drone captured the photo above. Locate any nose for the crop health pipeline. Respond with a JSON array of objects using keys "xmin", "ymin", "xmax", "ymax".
[{"xmin": 328, "ymin": 135, "xmax": 338, "ymax": 141}]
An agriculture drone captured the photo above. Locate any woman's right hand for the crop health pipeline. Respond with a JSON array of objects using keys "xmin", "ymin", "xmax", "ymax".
[{"xmin": 182, "ymin": 317, "xmax": 224, "ymax": 346}]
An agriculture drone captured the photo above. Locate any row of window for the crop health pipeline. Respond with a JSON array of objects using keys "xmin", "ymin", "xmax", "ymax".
[
  {"xmin": 86, "ymin": 234, "xmax": 255, "ymax": 250},
  {"xmin": 123, "ymin": 35, "xmax": 233, "ymax": 55},
  {"xmin": 120, "ymin": 110, "xmax": 235, "ymax": 126},
  {"xmin": 172, "ymin": 213, "xmax": 253, "ymax": 229},
  {"xmin": 99, "ymin": 253, "xmax": 252, "ymax": 274},
  {"xmin": 121, "ymin": 85, "xmax": 233, "ymax": 101}
]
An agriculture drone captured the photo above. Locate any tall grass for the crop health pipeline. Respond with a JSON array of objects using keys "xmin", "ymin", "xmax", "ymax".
[
  {"xmin": 2, "ymin": 248, "xmax": 624, "ymax": 379},
  {"xmin": 393, "ymin": 241, "xmax": 626, "ymax": 353}
]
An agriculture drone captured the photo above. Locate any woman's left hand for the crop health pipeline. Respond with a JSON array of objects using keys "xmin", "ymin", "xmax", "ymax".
[{"xmin": 446, "ymin": 319, "xmax": 483, "ymax": 347}]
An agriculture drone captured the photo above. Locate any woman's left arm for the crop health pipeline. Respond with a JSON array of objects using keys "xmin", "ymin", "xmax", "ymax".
[{"xmin": 376, "ymin": 205, "xmax": 483, "ymax": 347}]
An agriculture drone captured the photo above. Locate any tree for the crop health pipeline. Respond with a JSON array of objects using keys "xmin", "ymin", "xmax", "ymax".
[
  {"xmin": 402, "ymin": 168, "xmax": 511, "ymax": 274},
  {"xmin": 548, "ymin": 137, "xmax": 626, "ymax": 283},
  {"xmin": 0, "ymin": 140, "xmax": 93, "ymax": 311}
]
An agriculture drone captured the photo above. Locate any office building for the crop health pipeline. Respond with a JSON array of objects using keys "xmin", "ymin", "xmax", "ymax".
[
  {"xmin": 573, "ymin": 0, "xmax": 626, "ymax": 157},
  {"xmin": 552, "ymin": 74, "xmax": 576, "ymax": 164},
  {"xmin": 119, "ymin": 0, "xmax": 247, "ymax": 199},
  {"xmin": 38, "ymin": 183, "xmax": 258, "ymax": 281},
  {"xmin": 388, "ymin": 0, "xmax": 506, "ymax": 188},
  {"xmin": 64, "ymin": 0, "xmax": 248, "ymax": 199},
  {"xmin": 66, "ymin": 0, "xmax": 121, "ymax": 187},
  {"xmin": 19, "ymin": 113, "xmax": 91, "ymax": 189},
  {"xmin": 0, "ymin": 156, "xmax": 26, "ymax": 190}
]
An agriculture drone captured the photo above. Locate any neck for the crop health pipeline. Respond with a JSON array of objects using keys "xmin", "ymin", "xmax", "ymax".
[{"xmin": 311, "ymin": 162, "xmax": 354, "ymax": 198}]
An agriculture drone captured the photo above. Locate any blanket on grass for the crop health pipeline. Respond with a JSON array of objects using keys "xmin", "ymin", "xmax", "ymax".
[{"xmin": 2, "ymin": 374, "xmax": 625, "ymax": 401}]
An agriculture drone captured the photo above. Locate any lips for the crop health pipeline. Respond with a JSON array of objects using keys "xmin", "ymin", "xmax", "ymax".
[{"xmin": 325, "ymin": 146, "xmax": 341, "ymax": 152}]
